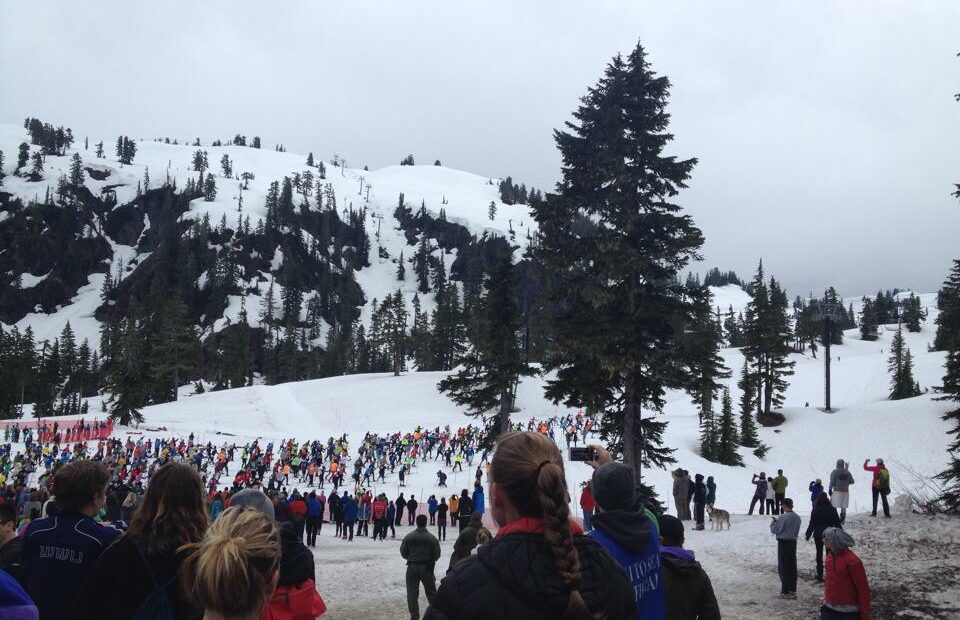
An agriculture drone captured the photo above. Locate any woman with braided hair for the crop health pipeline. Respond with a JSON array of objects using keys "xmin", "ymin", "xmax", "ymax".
[{"xmin": 425, "ymin": 431, "xmax": 634, "ymax": 620}]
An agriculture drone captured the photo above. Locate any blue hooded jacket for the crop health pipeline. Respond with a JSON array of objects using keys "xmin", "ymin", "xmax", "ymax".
[
  {"xmin": 472, "ymin": 487, "xmax": 485, "ymax": 515},
  {"xmin": 590, "ymin": 509, "xmax": 666, "ymax": 620},
  {"xmin": 342, "ymin": 496, "xmax": 359, "ymax": 522}
]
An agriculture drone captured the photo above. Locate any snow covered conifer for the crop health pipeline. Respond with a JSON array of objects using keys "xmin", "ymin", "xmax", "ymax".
[
  {"xmin": 716, "ymin": 387, "xmax": 742, "ymax": 466},
  {"xmin": 888, "ymin": 328, "xmax": 920, "ymax": 400},
  {"xmin": 738, "ymin": 359, "xmax": 759, "ymax": 448},
  {"xmin": 742, "ymin": 263, "xmax": 795, "ymax": 416},
  {"xmin": 935, "ymin": 260, "xmax": 960, "ymax": 351},
  {"xmin": 30, "ymin": 151, "xmax": 43, "ymax": 176},
  {"xmin": 69, "ymin": 153, "xmax": 84, "ymax": 186},
  {"xmin": 860, "ymin": 298, "xmax": 879, "ymax": 340},
  {"xmin": 937, "ymin": 347, "xmax": 960, "ymax": 511},
  {"xmin": 16, "ymin": 143, "xmax": 29, "ymax": 173},
  {"xmin": 203, "ymin": 174, "xmax": 217, "ymax": 202},
  {"xmin": 531, "ymin": 42, "xmax": 704, "ymax": 490},
  {"xmin": 438, "ymin": 254, "xmax": 535, "ymax": 444}
]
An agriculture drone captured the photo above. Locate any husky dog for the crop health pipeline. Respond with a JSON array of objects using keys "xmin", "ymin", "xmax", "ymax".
[{"xmin": 707, "ymin": 505, "xmax": 730, "ymax": 530}]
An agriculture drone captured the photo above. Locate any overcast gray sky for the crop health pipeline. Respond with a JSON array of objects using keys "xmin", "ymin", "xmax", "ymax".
[{"xmin": 2, "ymin": 0, "xmax": 958, "ymax": 297}]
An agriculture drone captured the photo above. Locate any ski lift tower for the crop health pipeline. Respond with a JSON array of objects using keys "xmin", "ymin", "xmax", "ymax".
[{"xmin": 814, "ymin": 301, "xmax": 843, "ymax": 412}]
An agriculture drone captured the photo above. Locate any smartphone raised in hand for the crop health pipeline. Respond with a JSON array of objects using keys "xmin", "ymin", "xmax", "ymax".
[{"xmin": 569, "ymin": 447, "xmax": 597, "ymax": 462}]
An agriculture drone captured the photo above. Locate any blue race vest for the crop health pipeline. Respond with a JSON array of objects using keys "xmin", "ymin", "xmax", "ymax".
[{"xmin": 590, "ymin": 523, "xmax": 666, "ymax": 620}]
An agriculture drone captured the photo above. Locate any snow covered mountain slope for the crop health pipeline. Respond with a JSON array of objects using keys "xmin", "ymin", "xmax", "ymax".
[{"xmin": 0, "ymin": 121, "xmax": 534, "ymax": 345}]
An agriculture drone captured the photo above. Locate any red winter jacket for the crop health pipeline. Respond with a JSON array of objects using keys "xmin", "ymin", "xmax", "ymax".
[
  {"xmin": 863, "ymin": 462, "xmax": 887, "ymax": 490},
  {"xmin": 824, "ymin": 548, "xmax": 871, "ymax": 620},
  {"xmin": 263, "ymin": 578, "xmax": 326, "ymax": 619},
  {"xmin": 372, "ymin": 498, "xmax": 388, "ymax": 519},
  {"xmin": 579, "ymin": 487, "xmax": 596, "ymax": 511},
  {"xmin": 287, "ymin": 499, "xmax": 308, "ymax": 520}
]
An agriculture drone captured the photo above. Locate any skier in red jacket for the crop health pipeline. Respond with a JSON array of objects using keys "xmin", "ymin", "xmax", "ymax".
[
  {"xmin": 821, "ymin": 527, "xmax": 871, "ymax": 620},
  {"xmin": 372, "ymin": 494, "xmax": 389, "ymax": 540}
]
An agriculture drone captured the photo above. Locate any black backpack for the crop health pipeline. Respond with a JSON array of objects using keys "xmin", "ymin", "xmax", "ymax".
[{"xmin": 131, "ymin": 543, "xmax": 179, "ymax": 620}]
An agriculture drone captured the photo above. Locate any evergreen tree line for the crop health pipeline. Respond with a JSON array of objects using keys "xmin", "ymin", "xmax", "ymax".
[
  {"xmin": 0, "ymin": 322, "xmax": 96, "ymax": 419},
  {"xmin": 702, "ymin": 267, "xmax": 745, "ymax": 288},
  {"xmin": 23, "ymin": 117, "xmax": 74, "ymax": 156},
  {"xmin": 497, "ymin": 176, "xmax": 542, "ymax": 205}
]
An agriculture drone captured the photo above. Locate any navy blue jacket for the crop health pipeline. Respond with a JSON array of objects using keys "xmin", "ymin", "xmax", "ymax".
[
  {"xmin": 342, "ymin": 497, "xmax": 359, "ymax": 522},
  {"xmin": 22, "ymin": 512, "xmax": 121, "ymax": 619}
]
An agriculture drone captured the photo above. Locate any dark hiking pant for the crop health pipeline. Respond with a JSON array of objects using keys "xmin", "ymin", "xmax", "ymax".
[
  {"xmin": 306, "ymin": 516, "xmax": 320, "ymax": 546},
  {"xmin": 437, "ymin": 521, "xmax": 446, "ymax": 541},
  {"xmin": 775, "ymin": 492, "xmax": 785, "ymax": 515},
  {"xmin": 871, "ymin": 488, "xmax": 890, "ymax": 517},
  {"xmin": 766, "ymin": 499, "xmax": 776, "ymax": 514},
  {"xmin": 748, "ymin": 494, "xmax": 765, "ymax": 515},
  {"xmin": 694, "ymin": 501, "xmax": 705, "ymax": 528},
  {"xmin": 777, "ymin": 539, "xmax": 798, "ymax": 594},
  {"xmin": 820, "ymin": 606, "xmax": 860, "ymax": 620},
  {"xmin": 406, "ymin": 563, "xmax": 437, "ymax": 620},
  {"xmin": 814, "ymin": 537, "xmax": 825, "ymax": 579}
]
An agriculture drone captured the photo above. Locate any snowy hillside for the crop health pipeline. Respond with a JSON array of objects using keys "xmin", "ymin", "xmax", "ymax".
[{"xmin": 0, "ymin": 121, "xmax": 535, "ymax": 345}]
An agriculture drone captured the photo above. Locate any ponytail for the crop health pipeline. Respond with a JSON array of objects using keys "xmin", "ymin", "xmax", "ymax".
[
  {"xmin": 492, "ymin": 432, "xmax": 597, "ymax": 620},
  {"xmin": 181, "ymin": 506, "xmax": 279, "ymax": 618}
]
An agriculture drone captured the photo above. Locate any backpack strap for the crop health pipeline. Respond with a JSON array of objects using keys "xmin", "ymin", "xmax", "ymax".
[{"xmin": 132, "ymin": 539, "xmax": 182, "ymax": 591}]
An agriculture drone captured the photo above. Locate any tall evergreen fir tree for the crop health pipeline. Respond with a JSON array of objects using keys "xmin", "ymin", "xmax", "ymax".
[
  {"xmin": 408, "ymin": 295, "xmax": 433, "ymax": 370},
  {"xmin": 16, "ymin": 143, "xmax": 29, "ymax": 172},
  {"xmin": 413, "ymin": 235, "xmax": 431, "ymax": 294},
  {"xmin": 888, "ymin": 328, "xmax": 921, "ymax": 400},
  {"xmin": 106, "ymin": 316, "xmax": 145, "ymax": 425},
  {"xmin": 698, "ymin": 400, "xmax": 717, "ymax": 461},
  {"xmin": 738, "ymin": 359, "xmax": 760, "ymax": 448},
  {"xmin": 859, "ymin": 298, "xmax": 879, "ymax": 341},
  {"xmin": 531, "ymin": 43, "xmax": 704, "ymax": 489},
  {"xmin": 937, "ymin": 347, "xmax": 960, "ymax": 511},
  {"xmin": 431, "ymin": 283, "xmax": 466, "ymax": 370},
  {"xmin": 681, "ymin": 285, "xmax": 730, "ymax": 426},
  {"xmin": 68, "ymin": 153, "xmax": 84, "ymax": 186},
  {"xmin": 902, "ymin": 293, "xmax": 923, "ymax": 333},
  {"xmin": 716, "ymin": 387, "xmax": 742, "ymax": 466},
  {"xmin": 396, "ymin": 251, "xmax": 406, "ymax": 281},
  {"xmin": 935, "ymin": 260, "xmax": 960, "ymax": 351},
  {"xmin": 742, "ymin": 263, "xmax": 795, "ymax": 416},
  {"xmin": 30, "ymin": 151, "xmax": 44, "ymax": 176},
  {"xmin": 438, "ymin": 255, "xmax": 536, "ymax": 445},
  {"xmin": 203, "ymin": 174, "xmax": 217, "ymax": 202}
]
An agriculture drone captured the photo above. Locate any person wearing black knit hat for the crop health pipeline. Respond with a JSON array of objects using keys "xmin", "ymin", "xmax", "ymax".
[{"xmin": 587, "ymin": 448, "xmax": 666, "ymax": 619}]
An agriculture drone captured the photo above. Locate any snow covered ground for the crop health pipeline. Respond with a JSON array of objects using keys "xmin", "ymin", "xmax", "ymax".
[{"xmin": 8, "ymin": 299, "xmax": 944, "ymax": 618}]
